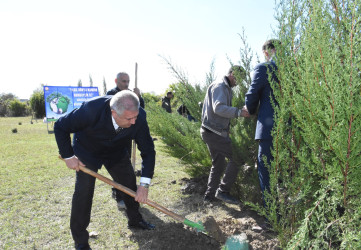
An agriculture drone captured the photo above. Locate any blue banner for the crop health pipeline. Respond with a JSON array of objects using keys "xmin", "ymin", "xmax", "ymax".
[{"xmin": 43, "ymin": 86, "xmax": 99, "ymax": 121}]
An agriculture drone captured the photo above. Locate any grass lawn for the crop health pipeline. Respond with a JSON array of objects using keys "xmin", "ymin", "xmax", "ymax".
[
  {"xmin": 0, "ymin": 117, "xmax": 194, "ymax": 249},
  {"xmin": 0, "ymin": 117, "xmax": 278, "ymax": 249}
]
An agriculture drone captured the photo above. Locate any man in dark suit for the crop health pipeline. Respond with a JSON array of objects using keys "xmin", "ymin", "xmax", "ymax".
[
  {"xmin": 54, "ymin": 90, "xmax": 155, "ymax": 250},
  {"xmin": 107, "ymin": 72, "xmax": 145, "ymax": 210},
  {"xmin": 244, "ymin": 39, "xmax": 280, "ymax": 206}
]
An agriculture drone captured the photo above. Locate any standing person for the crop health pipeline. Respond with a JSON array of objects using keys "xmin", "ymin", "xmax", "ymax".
[
  {"xmin": 107, "ymin": 72, "xmax": 145, "ymax": 210},
  {"xmin": 201, "ymin": 65, "xmax": 249, "ymax": 204},
  {"xmin": 243, "ymin": 39, "xmax": 280, "ymax": 206},
  {"xmin": 54, "ymin": 91, "xmax": 156, "ymax": 250},
  {"xmin": 161, "ymin": 91, "xmax": 173, "ymax": 113},
  {"xmin": 107, "ymin": 72, "xmax": 145, "ymax": 108}
]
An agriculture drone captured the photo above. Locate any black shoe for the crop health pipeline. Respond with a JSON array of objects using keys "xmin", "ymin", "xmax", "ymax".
[
  {"xmin": 74, "ymin": 243, "xmax": 91, "ymax": 250},
  {"xmin": 215, "ymin": 190, "xmax": 240, "ymax": 204},
  {"xmin": 128, "ymin": 220, "xmax": 155, "ymax": 230}
]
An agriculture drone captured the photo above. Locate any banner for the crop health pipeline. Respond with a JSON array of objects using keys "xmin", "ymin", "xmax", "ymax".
[{"xmin": 43, "ymin": 86, "xmax": 99, "ymax": 121}]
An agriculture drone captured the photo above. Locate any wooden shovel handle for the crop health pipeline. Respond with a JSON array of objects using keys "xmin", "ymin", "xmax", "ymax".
[{"xmin": 61, "ymin": 159, "xmax": 185, "ymax": 222}]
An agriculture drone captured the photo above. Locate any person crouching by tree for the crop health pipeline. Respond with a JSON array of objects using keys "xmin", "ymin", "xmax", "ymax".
[
  {"xmin": 177, "ymin": 104, "xmax": 195, "ymax": 122},
  {"xmin": 201, "ymin": 65, "xmax": 250, "ymax": 205},
  {"xmin": 54, "ymin": 91, "xmax": 156, "ymax": 250}
]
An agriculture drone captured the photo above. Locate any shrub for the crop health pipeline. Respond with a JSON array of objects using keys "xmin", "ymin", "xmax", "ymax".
[
  {"xmin": 29, "ymin": 90, "xmax": 45, "ymax": 119},
  {"xmin": 266, "ymin": 0, "xmax": 361, "ymax": 248},
  {"xmin": 9, "ymin": 99, "xmax": 28, "ymax": 117}
]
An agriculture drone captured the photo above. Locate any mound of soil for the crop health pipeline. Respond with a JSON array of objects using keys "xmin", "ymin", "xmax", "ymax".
[{"xmin": 129, "ymin": 177, "xmax": 279, "ymax": 249}]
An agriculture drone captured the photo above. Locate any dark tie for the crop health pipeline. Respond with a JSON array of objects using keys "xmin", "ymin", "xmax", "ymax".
[{"xmin": 115, "ymin": 127, "xmax": 123, "ymax": 134}]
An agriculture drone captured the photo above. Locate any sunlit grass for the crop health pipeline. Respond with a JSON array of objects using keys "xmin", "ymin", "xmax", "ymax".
[{"xmin": 0, "ymin": 116, "xmax": 195, "ymax": 249}]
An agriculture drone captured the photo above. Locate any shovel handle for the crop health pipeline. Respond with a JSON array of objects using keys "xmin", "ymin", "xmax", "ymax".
[
  {"xmin": 59, "ymin": 156, "xmax": 185, "ymax": 222},
  {"xmin": 79, "ymin": 165, "xmax": 185, "ymax": 222}
]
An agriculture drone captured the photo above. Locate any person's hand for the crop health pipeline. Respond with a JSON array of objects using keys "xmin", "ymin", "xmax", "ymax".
[
  {"xmin": 133, "ymin": 87, "xmax": 141, "ymax": 97},
  {"xmin": 64, "ymin": 156, "xmax": 85, "ymax": 172},
  {"xmin": 240, "ymin": 105, "xmax": 251, "ymax": 118},
  {"xmin": 135, "ymin": 186, "xmax": 149, "ymax": 203}
]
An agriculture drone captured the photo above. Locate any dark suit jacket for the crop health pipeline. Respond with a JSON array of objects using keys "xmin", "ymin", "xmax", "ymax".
[
  {"xmin": 245, "ymin": 60, "xmax": 278, "ymax": 140},
  {"xmin": 54, "ymin": 95, "xmax": 155, "ymax": 178},
  {"xmin": 107, "ymin": 87, "xmax": 145, "ymax": 108}
]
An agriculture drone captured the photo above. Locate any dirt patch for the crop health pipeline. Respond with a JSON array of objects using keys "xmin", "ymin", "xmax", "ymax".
[{"xmin": 128, "ymin": 177, "xmax": 279, "ymax": 249}]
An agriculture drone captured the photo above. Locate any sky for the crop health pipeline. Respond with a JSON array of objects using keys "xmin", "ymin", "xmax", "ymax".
[{"xmin": 0, "ymin": 0, "xmax": 278, "ymax": 99}]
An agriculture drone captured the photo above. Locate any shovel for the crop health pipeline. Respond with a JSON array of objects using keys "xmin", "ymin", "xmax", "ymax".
[{"xmin": 60, "ymin": 157, "xmax": 205, "ymax": 232}]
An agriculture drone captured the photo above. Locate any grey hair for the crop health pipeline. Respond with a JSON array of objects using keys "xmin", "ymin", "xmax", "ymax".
[
  {"xmin": 110, "ymin": 90, "xmax": 140, "ymax": 115},
  {"xmin": 116, "ymin": 72, "xmax": 129, "ymax": 79}
]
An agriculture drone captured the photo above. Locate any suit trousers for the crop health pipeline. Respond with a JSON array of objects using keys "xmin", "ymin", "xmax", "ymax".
[
  {"xmin": 200, "ymin": 128, "xmax": 240, "ymax": 196},
  {"xmin": 257, "ymin": 139, "xmax": 273, "ymax": 205},
  {"xmin": 70, "ymin": 154, "xmax": 143, "ymax": 245},
  {"xmin": 112, "ymin": 141, "xmax": 132, "ymax": 202}
]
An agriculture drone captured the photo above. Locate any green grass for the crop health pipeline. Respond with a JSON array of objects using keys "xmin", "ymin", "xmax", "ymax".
[
  {"xmin": 0, "ymin": 117, "xmax": 250, "ymax": 249},
  {"xmin": 0, "ymin": 117, "xmax": 200, "ymax": 249}
]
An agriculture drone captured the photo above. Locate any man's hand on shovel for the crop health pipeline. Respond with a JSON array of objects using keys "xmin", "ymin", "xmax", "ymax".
[
  {"xmin": 135, "ymin": 186, "xmax": 149, "ymax": 204},
  {"xmin": 63, "ymin": 156, "xmax": 86, "ymax": 172}
]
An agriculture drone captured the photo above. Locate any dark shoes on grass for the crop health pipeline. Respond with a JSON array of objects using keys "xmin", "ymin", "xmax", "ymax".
[
  {"xmin": 128, "ymin": 220, "xmax": 155, "ymax": 230},
  {"xmin": 204, "ymin": 190, "xmax": 240, "ymax": 205},
  {"xmin": 215, "ymin": 190, "xmax": 240, "ymax": 204}
]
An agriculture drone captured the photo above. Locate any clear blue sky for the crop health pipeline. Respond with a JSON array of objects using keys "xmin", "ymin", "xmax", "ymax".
[{"xmin": 0, "ymin": 0, "xmax": 278, "ymax": 99}]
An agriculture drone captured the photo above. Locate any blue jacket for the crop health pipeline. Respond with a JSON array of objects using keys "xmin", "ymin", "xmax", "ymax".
[
  {"xmin": 245, "ymin": 60, "xmax": 278, "ymax": 140},
  {"xmin": 54, "ymin": 95, "xmax": 155, "ymax": 179}
]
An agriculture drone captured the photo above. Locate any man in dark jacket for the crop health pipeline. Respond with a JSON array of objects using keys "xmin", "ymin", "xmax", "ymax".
[
  {"xmin": 244, "ymin": 39, "xmax": 280, "ymax": 206},
  {"xmin": 161, "ymin": 91, "xmax": 173, "ymax": 113},
  {"xmin": 54, "ymin": 91, "xmax": 155, "ymax": 250},
  {"xmin": 107, "ymin": 72, "xmax": 145, "ymax": 210},
  {"xmin": 107, "ymin": 72, "xmax": 145, "ymax": 108}
]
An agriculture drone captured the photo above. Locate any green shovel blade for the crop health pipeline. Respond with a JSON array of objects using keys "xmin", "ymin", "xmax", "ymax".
[{"xmin": 183, "ymin": 219, "xmax": 206, "ymax": 232}]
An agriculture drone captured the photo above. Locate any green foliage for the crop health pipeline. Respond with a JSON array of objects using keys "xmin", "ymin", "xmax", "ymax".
[
  {"xmin": 8, "ymin": 99, "xmax": 28, "ymax": 117},
  {"xmin": 147, "ymin": 101, "xmax": 210, "ymax": 176},
  {"xmin": 29, "ymin": 89, "xmax": 45, "ymax": 119},
  {"xmin": 0, "ymin": 93, "xmax": 17, "ymax": 117},
  {"xmin": 148, "ymin": 35, "xmax": 260, "ymax": 204},
  {"xmin": 267, "ymin": 0, "xmax": 361, "ymax": 248},
  {"xmin": 143, "ymin": 92, "xmax": 160, "ymax": 104}
]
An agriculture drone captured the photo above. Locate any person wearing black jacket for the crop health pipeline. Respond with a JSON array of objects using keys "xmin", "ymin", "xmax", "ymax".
[
  {"xmin": 161, "ymin": 91, "xmax": 173, "ymax": 113},
  {"xmin": 107, "ymin": 72, "xmax": 145, "ymax": 108},
  {"xmin": 107, "ymin": 72, "xmax": 145, "ymax": 210},
  {"xmin": 54, "ymin": 91, "xmax": 156, "ymax": 250}
]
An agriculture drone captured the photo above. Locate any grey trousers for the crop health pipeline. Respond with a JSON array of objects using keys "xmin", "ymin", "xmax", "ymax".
[{"xmin": 200, "ymin": 127, "xmax": 240, "ymax": 196}]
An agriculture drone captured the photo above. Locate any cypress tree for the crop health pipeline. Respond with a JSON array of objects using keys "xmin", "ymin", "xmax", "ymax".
[
  {"xmin": 147, "ymin": 33, "xmax": 260, "ymax": 202},
  {"xmin": 267, "ymin": 0, "xmax": 361, "ymax": 248}
]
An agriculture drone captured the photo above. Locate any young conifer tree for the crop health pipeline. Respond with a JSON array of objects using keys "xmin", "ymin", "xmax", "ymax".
[
  {"xmin": 268, "ymin": 0, "xmax": 361, "ymax": 248},
  {"xmin": 147, "ymin": 34, "xmax": 261, "ymax": 202}
]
